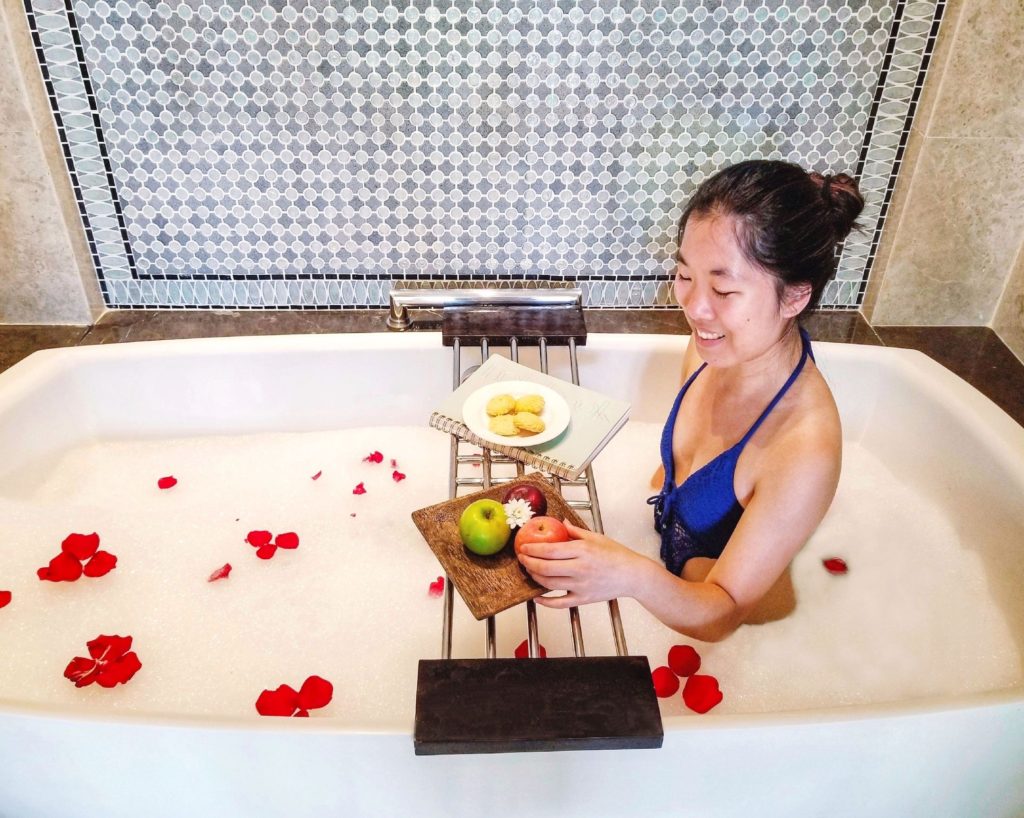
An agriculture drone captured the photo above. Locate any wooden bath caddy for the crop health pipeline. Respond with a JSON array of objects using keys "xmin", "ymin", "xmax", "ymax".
[
  {"xmin": 414, "ymin": 656, "xmax": 663, "ymax": 755},
  {"xmin": 411, "ymin": 473, "xmax": 588, "ymax": 620}
]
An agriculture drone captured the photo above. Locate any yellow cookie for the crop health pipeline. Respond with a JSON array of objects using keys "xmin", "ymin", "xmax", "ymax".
[
  {"xmin": 488, "ymin": 414, "xmax": 519, "ymax": 436},
  {"xmin": 486, "ymin": 394, "xmax": 516, "ymax": 416},
  {"xmin": 514, "ymin": 394, "xmax": 545, "ymax": 414},
  {"xmin": 512, "ymin": 411, "xmax": 546, "ymax": 434}
]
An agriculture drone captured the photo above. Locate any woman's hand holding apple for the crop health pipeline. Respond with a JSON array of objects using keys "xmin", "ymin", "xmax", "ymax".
[
  {"xmin": 516, "ymin": 521, "xmax": 642, "ymax": 608},
  {"xmin": 513, "ymin": 515, "xmax": 568, "ymax": 552}
]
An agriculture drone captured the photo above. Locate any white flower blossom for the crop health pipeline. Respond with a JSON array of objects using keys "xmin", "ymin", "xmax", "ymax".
[{"xmin": 503, "ymin": 498, "xmax": 535, "ymax": 529}]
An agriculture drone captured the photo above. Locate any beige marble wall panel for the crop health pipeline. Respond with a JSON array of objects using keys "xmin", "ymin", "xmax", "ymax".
[
  {"xmin": 871, "ymin": 136, "xmax": 1024, "ymax": 326},
  {"xmin": 862, "ymin": 0, "xmax": 966, "ymax": 321},
  {"xmin": 865, "ymin": 0, "xmax": 1024, "ymax": 329},
  {"xmin": 0, "ymin": 1, "xmax": 99, "ymax": 325},
  {"xmin": 0, "ymin": 128, "xmax": 89, "ymax": 324},
  {"xmin": 927, "ymin": 0, "xmax": 1024, "ymax": 138},
  {"xmin": 994, "ymin": 245, "xmax": 1024, "ymax": 362}
]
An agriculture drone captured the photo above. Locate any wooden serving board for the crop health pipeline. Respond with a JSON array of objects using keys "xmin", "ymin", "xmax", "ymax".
[{"xmin": 411, "ymin": 473, "xmax": 589, "ymax": 620}]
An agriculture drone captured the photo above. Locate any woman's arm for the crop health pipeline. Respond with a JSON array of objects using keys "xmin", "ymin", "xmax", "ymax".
[
  {"xmin": 519, "ymin": 419, "xmax": 841, "ymax": 642},
  {"xmin": 703, "ymin": 421, "xmax": 841, "ymax": 621},
  {"xmin": 518, "ymin": 531, "xmax": 741, "ymax": 642}
]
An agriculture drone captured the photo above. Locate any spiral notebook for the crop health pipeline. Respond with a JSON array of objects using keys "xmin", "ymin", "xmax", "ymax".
[{"xmin": 428, "ymin": 355, "xmax": 631, "ymax": 480}]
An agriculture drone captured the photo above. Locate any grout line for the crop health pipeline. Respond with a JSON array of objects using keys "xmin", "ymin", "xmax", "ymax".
[
  {"xmin": 859, "ymin": 316, "xmax": 886, "ymax": 346},
  {"xmin": 919, "ymin": 0, "xmax": 967, "ymax": 140},
  {"xmin": 989, "ymin": 231, "xmax": 1024, "ymax": 330}
]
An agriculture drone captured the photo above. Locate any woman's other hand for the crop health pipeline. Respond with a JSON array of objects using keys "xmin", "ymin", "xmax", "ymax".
[{"xmin": 516, "ymin": 521, "xmax": 642, "ymax": 608}]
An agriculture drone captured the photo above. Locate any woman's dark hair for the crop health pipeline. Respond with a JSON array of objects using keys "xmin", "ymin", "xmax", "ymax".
[{"xmin": 678, "ymin": 160, "xmax": 865, "ymax": 315}]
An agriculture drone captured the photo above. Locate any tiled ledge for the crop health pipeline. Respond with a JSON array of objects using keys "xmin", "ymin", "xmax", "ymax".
[{"xmin": 1, "ymin": 310, "xmax": 1021, "ymax": 427}]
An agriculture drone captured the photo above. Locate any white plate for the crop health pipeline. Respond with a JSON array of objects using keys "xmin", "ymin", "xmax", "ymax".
[{"xmin": 462, "ymin": 381, "xmax": 571, "ymax": 447}]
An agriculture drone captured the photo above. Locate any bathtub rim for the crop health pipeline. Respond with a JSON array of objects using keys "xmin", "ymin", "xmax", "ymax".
[
  {"xmin": 0, "ymin": 683, "xmax": 1021, "ymax": 736},
  {"xmin": 1, "ymin": 330, "xmax": 1020, "ymax": 484},
  {"xmin": 3, "ymin": 328, "xmax": 1021, "ymax": 431}
]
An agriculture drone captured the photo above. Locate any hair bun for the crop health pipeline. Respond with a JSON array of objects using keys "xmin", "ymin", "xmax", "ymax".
[{"xmin": 811, "ymin": 171, "xmax": 865, "ymax": 242}]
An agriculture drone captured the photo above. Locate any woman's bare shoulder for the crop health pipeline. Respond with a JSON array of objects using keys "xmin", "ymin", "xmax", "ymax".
[{"xmin": 767, "ymin": 367, "xmax": 842, "ymax": 472}]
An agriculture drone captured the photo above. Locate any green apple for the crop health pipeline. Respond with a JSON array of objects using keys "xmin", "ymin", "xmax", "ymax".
[{"xmin": 458, "ymin": 499, "xmax": 511, "ymax": 556}]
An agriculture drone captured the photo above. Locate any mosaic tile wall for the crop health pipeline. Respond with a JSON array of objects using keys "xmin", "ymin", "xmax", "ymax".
[{"xmin": 24, "ymin": 0, "xmax": 945, "ymax": 309}]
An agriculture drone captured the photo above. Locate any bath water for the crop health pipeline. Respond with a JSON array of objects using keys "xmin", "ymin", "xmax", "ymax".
[{"xmin": 0, "ymin": 422, "xmax": 1019, "ymax": 726}]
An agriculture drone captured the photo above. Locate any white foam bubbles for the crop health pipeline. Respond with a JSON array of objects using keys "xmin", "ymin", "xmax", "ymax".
[{"xmin": 0, "ymin": 422, "xmax": 1020, "ymax": 726}]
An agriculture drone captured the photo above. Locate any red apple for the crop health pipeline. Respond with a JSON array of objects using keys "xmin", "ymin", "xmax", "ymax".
[
  {"xmin": 501, "ymin": 484, "xmax": 547, "ymax": 517},
  {"xmin": 514, "ymin": 516, "xmax": 570, "ymax": 553}
]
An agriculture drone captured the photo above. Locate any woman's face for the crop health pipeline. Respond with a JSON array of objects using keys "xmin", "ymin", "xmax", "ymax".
[{"xmin": 673, "ymin": 214, "xmax": 807, "ymax": 368}]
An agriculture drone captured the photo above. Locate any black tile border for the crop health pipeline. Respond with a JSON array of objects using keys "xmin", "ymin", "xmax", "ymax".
[
  {"xmin": 22, "ymin": 0, "xmax": 109, "ymax": 300},
  {"xmin": 61, "ymin": 0, "xmax": 140, "ymax": 280},
  {"xmin": 22, "ymin": 0, "xmax": 139, "ymax": 296},
  {"xmin": 855, "ymin": 0, "xmax": 948, "ymax": 305}
]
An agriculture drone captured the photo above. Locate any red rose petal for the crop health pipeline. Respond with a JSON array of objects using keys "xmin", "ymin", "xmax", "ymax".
[
  {"xmin": 256, "ymin": 684, "xmax": 300, "ymax": 716},
  {"xmin": 87, "ymin": 635, "xmax": 132, "ymax": 661},
  {"xmin": 514, "ymin": 639, "xmax": 547, "ymax": 659},
  {"xmin": 362, "ymin": 451, "xmax": 383, "ymax": 463},
  {"xmin": 67, "ymin": 635, "xmax": 141, "ymax": 689},
  {"xmin": 274, "ymin": 532, "xmax": 299, "ymax": 550},
  {"xmin": 83, "ymin": 551, "xmax": 117, "ymax": 578},
  {"xmin": 246, "ymin": 530, "xmax": 273, "ymax": 547},
  {"xmin": 823, "ymin": 557, "xmax": 848, "ymax": 575},
  {"xmin": 208, "ymin": 563, "xmax": 232, "ymax": 582},
  {"xmin": 667, "ymin": 644, "xmax": 701, "ymax": 677},
  {"xmin": 294, "ymin": 709, "xmax": 309, "ymax": 717},
  {"xmin": 64, "ymin": 656, "xmax": 100, "ymax": 687},
  {"xmin": 297, "ymin": 675, "xmax": 333, "ymax": 710},
  {"xmin": 311, "ymin": 470, "xmax": 322, "ymax": 480},
  {"xmin": 390, "ymin": 458, "xmax": 398, "ymax": 468},
  {"xmin": 682, "ymin": 674, "xmax": 723, "ymax": 714},
  {"xmin": 157, "ymin": 476, "xmax": 177, "ymax": 490},
  {"xmin": 61, "ymin": 532, "xmax": 100, "ymax": 561},
  {"xmin": 255, "ymin": 544, "xmax": 277, "ymax": 560},
  {"xmin": 352, "ymin": 482, "xmax": 366, "ymax": 495},
  {"xmin": 0, "ymin": 590, "xmax": 11, "ymax": 609},
  {"xmin": 96, "ymin": 651, "xmax": 142, "ymax": 687},
  {"xmin": 119, "ymin": 651, "xmax": 143, "ymax": 676},
  {"xmin": 40, "ymin": 552, "xmax": 83, "ymax": 583},
  {"xmin": 428, "ymin": 576, "xmax": 444, "ymax": 597},
  {"xmin": 392, "ymin": 470, "xmax": 406, "ymax": 482},
  {"xmin": 651, "ymin": 666, "xmax": 680, "ymax": 698}
]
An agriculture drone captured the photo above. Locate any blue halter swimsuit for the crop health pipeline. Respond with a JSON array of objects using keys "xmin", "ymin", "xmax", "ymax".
[{"xmin": 648, "ymin": 328, "xmax": 814, "ymax": 576}]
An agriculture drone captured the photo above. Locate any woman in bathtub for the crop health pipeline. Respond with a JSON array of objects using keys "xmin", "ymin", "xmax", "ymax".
[{"xmin": 517, "ymin": 160, "xmax": 865, "ymax": 641}]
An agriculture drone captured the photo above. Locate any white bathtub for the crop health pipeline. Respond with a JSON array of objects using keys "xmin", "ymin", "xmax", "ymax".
[{"xmin": 0, "ymin": 331, "xmax": 1022, "ymax": 817}]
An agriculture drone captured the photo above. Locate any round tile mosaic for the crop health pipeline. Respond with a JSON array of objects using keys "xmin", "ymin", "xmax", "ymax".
[{"xmin": 25, "ymin": 0, "xmax": 943, "ymax": 309}]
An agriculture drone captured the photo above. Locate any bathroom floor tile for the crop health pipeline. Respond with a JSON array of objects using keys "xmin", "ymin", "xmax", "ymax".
[
  {"xmin": 80, "ymin": 309, "xmax": 389, "ymax": 343},
  {"xmin": 0, "ymin": 325, "xmax": 89, "ymax": 372},
  {"xmin": 77, "ymin": 308, "xmax": 880, "ymax": 344},
  {"xmin": 875, "ymin": 326, "xmax": 1024, "ymax": 427},
  {"xmin": 802, "ymin": 312, "xmax": 884, "ymax": 345},
  {"xmin": 584, "ymin": 309, "xmax": 689, "ymax": 334}
]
